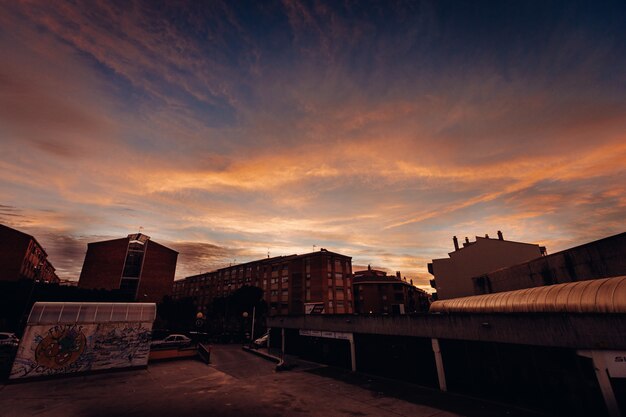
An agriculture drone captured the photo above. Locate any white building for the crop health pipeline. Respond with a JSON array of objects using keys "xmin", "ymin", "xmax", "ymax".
[{"xmin": 428, "ymin": 231, "xmax": 546, "ymax": 300}]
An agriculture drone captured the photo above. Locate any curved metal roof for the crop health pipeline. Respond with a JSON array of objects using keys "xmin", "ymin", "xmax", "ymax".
[
  {"xmin": 429, "ymin": 276, "xmax": 626, "ymax": 313},
  {"xmin": 27, "ymin": 302, "xmax": 157, "ymax": 325}
]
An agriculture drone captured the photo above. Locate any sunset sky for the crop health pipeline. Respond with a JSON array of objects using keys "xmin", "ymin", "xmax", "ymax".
[{"xmin": 1, "ymin": 1, "xmax": 625, "ymax": 288}]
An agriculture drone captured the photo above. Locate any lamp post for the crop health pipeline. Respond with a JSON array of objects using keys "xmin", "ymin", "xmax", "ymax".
[
  {"xmin": 250, "ymin": 306, "xmax": 256, "ymax": 343},
  {"xmin": 242, "ymin": 311, "xmax": 249, "ymax": 344}
]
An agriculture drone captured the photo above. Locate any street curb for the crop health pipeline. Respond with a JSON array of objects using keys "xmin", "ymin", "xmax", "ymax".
[{"xmin": 241, "ymin": 346, "xmax": 284, "ymax": 369}]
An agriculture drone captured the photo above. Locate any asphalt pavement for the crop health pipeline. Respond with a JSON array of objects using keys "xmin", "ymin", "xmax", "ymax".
[{"xmin": 0, "ymin": 344, "xmax": 552, "ymax": 417}]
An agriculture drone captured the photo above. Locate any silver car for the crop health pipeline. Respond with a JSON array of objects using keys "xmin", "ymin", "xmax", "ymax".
[
  {"xmin": 150, "ymin": 334, "xmax": 192, "ymax": 349},
  {"xmin": 0, "ymin": 332, "xmax": 19, "ymax": 348}
]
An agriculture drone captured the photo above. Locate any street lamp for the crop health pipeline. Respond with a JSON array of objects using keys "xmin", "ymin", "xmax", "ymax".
[
  {"xmin": 241, "ymin": 308, "xmax": 256, "ymax": 346},
  {"xmin": 242, "ymin": 311, "xmax": 249, "ymax": 343}
]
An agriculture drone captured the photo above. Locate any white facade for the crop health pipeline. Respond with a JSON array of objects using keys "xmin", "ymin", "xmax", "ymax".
[{"xmin": 429, "ymin": 235, "xmax": 544, "ymax": 300}]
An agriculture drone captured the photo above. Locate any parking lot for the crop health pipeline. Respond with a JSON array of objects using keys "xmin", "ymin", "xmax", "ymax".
[{"xmin": 0, "ymin": 344, "xmax": 550, "ymax": 417}]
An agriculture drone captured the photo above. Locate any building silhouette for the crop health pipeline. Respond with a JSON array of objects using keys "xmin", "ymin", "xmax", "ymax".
[
  {"xmin": 428, "ymin": 231, "xmax": 545, "ymax": 300},
  {"xmin": 353, "ymin": 266, "xmax": 430, "ymax": 314},
  {"xmin": 78, "ymin": 233, "xmax": 178, "ymax": 303},
  {"xmin": 470, "ymin": 231, "xmax": 626, "ymax": 295},
  {"xmin": 173, "ymin": 249, "xmax": 353, "ymax": 315},
  {"xmin": 0, "ymin": 224, "xmax": 58, "ymax": 283}
]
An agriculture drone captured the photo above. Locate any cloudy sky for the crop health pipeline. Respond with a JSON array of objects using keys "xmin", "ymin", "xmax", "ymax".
[{"xmin": 1, "ymin": 1, "xmax": 625, "ymax": 288}]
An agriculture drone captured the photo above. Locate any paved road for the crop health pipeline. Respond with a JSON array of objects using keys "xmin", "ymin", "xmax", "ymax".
[{"xmin": 0, "ymin": 344, "xmax": 551, "ymax": 417}]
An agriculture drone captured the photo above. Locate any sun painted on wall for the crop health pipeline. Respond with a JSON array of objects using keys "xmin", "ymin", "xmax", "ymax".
[{"xmin": 34, "ymin": 325, "xmax": 86, "ymax": 369}]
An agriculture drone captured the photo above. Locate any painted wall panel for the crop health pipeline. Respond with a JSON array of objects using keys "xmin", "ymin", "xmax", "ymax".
[{"xmin": 10, "ymin": 321, "xmax": 152, "ymax": 379}]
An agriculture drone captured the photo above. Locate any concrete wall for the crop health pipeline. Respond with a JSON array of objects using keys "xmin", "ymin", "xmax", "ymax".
[
  {"xmin": 269, "ymin": 315, "xmax": 625, "ymax": 416},
  {"xmin": 474, "ymin": 232, "xmax": 626, "ymax": 294},
  {"xmin": 10, "ymin": 321, "xmax": 153, "ymax": 380},
  {"xmin": 268, "ymin": 313, "xmax": 626, "ymax": 349}
]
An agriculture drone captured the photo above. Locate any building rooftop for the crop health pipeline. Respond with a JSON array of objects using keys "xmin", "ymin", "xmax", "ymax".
[{"xmin": 429, "ymin": 276, "xmax": 626, "ymax": 314}]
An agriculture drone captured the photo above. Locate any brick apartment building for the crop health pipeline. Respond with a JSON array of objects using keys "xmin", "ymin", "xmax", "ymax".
[
  {"xmin": 353, "ymin": 266, "xmax": 430, "ymax": 314},
  {"xmin": 78, "ymin": 233, "xmax": 178, "ymax": 303},
  {"xmin": 173, "ymin": 249, "xmax": 353, "ymax": 315},
  {"xmin": 0, "ymin": 224, "xmax": 59, "ymax": 283}
]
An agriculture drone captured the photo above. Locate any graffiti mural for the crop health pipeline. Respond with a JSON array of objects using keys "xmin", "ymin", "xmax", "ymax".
[
  {"xmin": 10, "ymin": 322, "xmax": 153, "ymax": 379},
  {"xmin": 34, "ymin": 325, "xmax": 86, "ymax": 369}
]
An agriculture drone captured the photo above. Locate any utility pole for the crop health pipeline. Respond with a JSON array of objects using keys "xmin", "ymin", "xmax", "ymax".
[{"xmin": 250, "ymin": 305, "xmax": 256, "ymax": 344}]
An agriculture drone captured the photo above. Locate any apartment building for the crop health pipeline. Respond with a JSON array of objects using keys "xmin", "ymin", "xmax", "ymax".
[
  {"xmin": 0, "ymin": 224, "xmax": 59, "ymax": 283},
  {"xmin": 353, "ymin": 266, "xmax": 430, "ymax": 314},
  {"xmin": 173, "ymin": 249, "xmax": 353, "ymax": 315},
  {"xmin": 428, "ymin": 231, "xmax": 546, "ymax": 300}
]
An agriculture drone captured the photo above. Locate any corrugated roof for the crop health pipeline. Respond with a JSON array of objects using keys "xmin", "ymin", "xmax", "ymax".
[
  {"xmin": 429, "ymin": 276, "xmax": 626, "ymax": 313},
  {"xmin": 27, "ymin": 302, "xmax": 157, "ymax": 324}
]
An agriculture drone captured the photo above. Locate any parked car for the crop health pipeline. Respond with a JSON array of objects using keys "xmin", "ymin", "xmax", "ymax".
[
  {"xmin": 252, "ymin": 333, "xmax": 269, "ymax": 348},
  {"xmin": 150, "ymin": 334, "xmax": 192, "ymax": 349},
  {"xmin": 0, "ymin": 332, "xmax": 19, "ymax": 348}
]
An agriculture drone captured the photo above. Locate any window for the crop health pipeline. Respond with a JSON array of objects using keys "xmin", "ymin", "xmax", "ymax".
[
  {"xmin": 122, "ymin": 250, "xmax": 143, "ymax": 278},
  {"xmin": 281, "ymin": 276, "xmax": 289, "ymax": 283},
  {"xmin": 328, "ymin": 289, "xmax": 334, "ymax": 300},
  {"xmin": 334, "ymin": 260, "xmax": 342, "ymax": 271}
]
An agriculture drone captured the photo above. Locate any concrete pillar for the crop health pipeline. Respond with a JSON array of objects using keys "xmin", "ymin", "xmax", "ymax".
[
  {"xmin": 348, "ymin": 334, "xmax": 356, "ymax": 372},
  {"xmin": 432, "ymin": 338, "xmax": 447, "ymax": 392},
  {"xmin": 578, "ymin": 350, "xmax": 621, "ymax": 417}
]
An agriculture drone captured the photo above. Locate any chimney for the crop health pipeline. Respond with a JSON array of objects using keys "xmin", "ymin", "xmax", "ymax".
[
  {"xmin": 452, "ymin": 236, "xmax": 459, "ymax": 251},
  {"xmin": 396, "ymin": 271, "xmax": 401, "ymax": 279},
  {"xmin": 485, "ymin": 234, "xmax": 489, "ymax": 238},
  {"xmin": 497, "ymin": 230, "xmax": 503, "ymax": 240}
]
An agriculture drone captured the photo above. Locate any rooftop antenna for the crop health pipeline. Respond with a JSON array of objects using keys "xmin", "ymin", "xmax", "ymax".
[
  {"xmin": 139, "ymin": 226, "xmax": 144, "ymax": 233},
  {"xmin": 267, "ymin": 248, "xmax": 270, "ymax": 258},
  {"xmin": 313, "ymin": 244, "xmax": 317, "ymax": 252}
]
